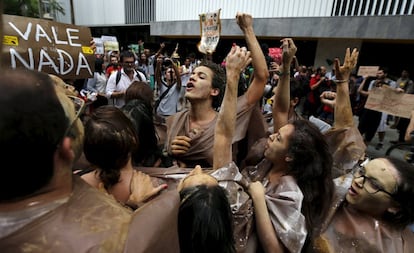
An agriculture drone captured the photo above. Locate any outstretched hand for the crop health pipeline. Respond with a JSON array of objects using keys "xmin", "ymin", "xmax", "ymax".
[
  {"xmin": 334, "ymin": 48, "xmax": 359, "ymax": 81},
  {"xmin": 127, "ymin": 170, "xmax": 167, "ymax": 209},
  {"xmin": 280, "ymin": 38, "xmax": 297, "ymax": 68}
]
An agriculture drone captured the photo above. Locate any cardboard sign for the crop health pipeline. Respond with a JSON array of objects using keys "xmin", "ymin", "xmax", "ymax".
[
  {"xmin": 364, "ymin": 85, "xmax": 414, "ymax": 118},
  {"xmin": 101, "ymin": 35, "xmax": 119, "ymax": 52},
  {"xmin": 93, "ymin": 37, "xmax": 104, "ymax": 55},
  {"xmin": 197, "ymin": 9, "xmax": 221, "ymax": 55},
  {"xmin": 2, "ymin": 14, "xmax": 94, "ymax": 79},
  {"xmin": 357, "ymin": 66, "xmax": 379, "ymax": 77}
]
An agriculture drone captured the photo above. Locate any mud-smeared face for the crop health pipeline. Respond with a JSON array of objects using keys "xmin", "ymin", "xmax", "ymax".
[
  {"xmin": 177, "ymin": 166, "xmax": 218, "ymax": 192},
  {"xmin": 346, "ymin": 158, "xmax": 400, "ymax": 216}
]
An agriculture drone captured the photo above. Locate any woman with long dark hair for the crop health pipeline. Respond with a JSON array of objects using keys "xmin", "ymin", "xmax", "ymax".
[
  {"xmin": 122, "ymin": 81, "xmax": 163, "ymax": 166},
  {"xmin": 212, "ymin": 38, "xmax": 336, "ymax": 253},
  {"xmin": 81, "ymin": 106, "xmax": 166, "ymax": 209}
]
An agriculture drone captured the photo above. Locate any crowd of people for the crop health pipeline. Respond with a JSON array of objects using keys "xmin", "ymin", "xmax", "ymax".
[{"xmin": 1, "ymin": 12, "xmax": 414, "ymax": 253}]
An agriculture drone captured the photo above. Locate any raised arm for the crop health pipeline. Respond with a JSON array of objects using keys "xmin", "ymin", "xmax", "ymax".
[
  {"xmin": 155, "ymin": 56, "xmax": 163, "ymax": 88},
  {"xmin": 333, "ymin": 48, "xmax": 359, "ymax": 128},
  {"xmin": 357, "ymin": 76, "xmax": 370, "ymax": 97},
  {"xmin": 236, "ymin": 13, "xmax": 269, "ymax": 105},
  {"xmin": 154, "ymin": 42, "xmax": 166, "ymax": 59},
  {"xmin": 171, "ymin": 60, "xmax": 182, "ymax": 90},
  {"xmin": 272, "ymin": 38, "xmax": 297, "ymax": 132},
  {"xmin": 213, "ymin": 46, "xmax": 252, "ymax": 170},
  {"xmin": 249, "ymin": 181, "xmax": 286, "ymax": 253}
]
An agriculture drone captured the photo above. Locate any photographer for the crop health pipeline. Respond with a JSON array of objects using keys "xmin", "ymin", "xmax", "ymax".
[
  {"xmin": 154, "ymin": 56, "xmax": 184, "ymax": 117},
  {"xmin": 305, "ymin": 66, "xmax": 332, "ymax": 117},
  {"xmin": 105, "ymin": 53, "xmax": 121, "ymax": 78}
]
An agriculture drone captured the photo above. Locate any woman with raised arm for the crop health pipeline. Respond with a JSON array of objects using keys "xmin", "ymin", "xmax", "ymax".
[
  {"xmin": 242, "ymin": 38, "xmax": 334, "ymax": 253},
  {"xmin": 212, "ymin": 38, "xmax": 333, "ymax": 253}
]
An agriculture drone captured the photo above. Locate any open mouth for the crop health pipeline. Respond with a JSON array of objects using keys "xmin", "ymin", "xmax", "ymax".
[
  {"xmin": 186, "ymin": 82, "xmax": 194, "ymax": 91},
  {"xmin": 348, "ymin": 185, "xmax": 358, "ymax": 196}
]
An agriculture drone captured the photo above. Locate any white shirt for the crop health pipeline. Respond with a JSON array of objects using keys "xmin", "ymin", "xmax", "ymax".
[{"xmin": 106, "ymin": 69, "xmax": 147, "ymax": 108}]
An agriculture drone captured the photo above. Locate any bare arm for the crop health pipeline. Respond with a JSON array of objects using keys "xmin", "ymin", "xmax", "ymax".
[
  {"xmin": 293, "ymin": 56, "xmax": 300, "ymax": 74},
  {"xmin": 172, "ymin": 61, "xmax": 182, "ymax": 90},
  {"xmin": 155, "ymin": 58, "xmax": 162, "ymax": 88},
  {"xmin": 333, "ymin": 48, "xmax": 359, "ymax": 128},
  {"xmin": 127, "ymin": 170, "xmax": 167, "ymax": 209},
  {"xmin": 153, "ymin": 42, "xmax": 166, "ymax": 88},
  {"xmin": 249, "ymin": 182, "xmax": 285, "ymax": 253},
  {"xmin": 357, "ymin": 77, "xmax": 370, "ymax": 97},
  {"xmin": 213, "ymin": 46, "xmax": 252, "ymax": 170},
  {"xmin": 236, "ymin": 13, "xmax": 269, "ymax": 105},
  {"xmin": 154, "ymin": 42, "xmax": 165, "ymax": 59},
  {"xmin": 310, "ymin": 76, "xmax": 326, "ymax": 90},
  {"xmin": 272, "ymin": 38, "xmax": 297, "ymax": 132},
  {"xmin": 405, "ymin": 110, "xmax": 414, "ymax": 142}
]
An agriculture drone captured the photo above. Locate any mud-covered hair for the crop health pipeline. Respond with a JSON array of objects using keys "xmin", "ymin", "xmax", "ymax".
[{"xmin": 83, "ymin": 106, "xmax": 138, "ymax": 190}]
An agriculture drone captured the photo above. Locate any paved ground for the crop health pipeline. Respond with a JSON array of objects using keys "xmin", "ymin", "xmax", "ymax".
[{"xmin": 354, "ymin": 116, "xmax": 411, "ymax": 161}]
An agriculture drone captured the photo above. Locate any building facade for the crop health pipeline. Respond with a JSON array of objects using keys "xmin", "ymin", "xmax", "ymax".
[{"xmin": 59, "ymin": 0, "xmax": 413, "ymax": 76}]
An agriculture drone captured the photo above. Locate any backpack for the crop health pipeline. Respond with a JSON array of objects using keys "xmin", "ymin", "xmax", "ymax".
[{"xmin": 115, "ymin": 69, "xmax": 144, "ymax": 85}]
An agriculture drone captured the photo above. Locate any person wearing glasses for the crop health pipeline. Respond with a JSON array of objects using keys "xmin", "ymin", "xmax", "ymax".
[
  {"xmin": 315, "ymin": 156, "xmax": 414, "ymax": 253},
  {"xmin": 0, "ymin": 69, "xmax": 180, "ymax": 252},
  {"xmin": 106, "ymin": 51, "xmax": 147, "ymax": 108}
]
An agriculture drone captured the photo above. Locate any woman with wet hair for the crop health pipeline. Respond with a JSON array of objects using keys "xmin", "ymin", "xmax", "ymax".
[{"xmin": 81, "ymin": 106, "xmax": 166, "ymax": 209}]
